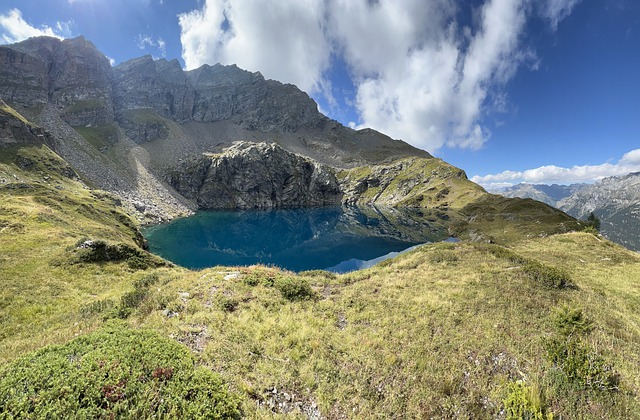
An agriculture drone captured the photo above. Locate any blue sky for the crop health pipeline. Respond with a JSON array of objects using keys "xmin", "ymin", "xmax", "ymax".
[{"xmin": 1, "ymin": 0, "xmax": 639, "ymax": 188}]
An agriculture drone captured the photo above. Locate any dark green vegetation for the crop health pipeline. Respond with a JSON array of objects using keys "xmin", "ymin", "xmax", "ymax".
[
  {"xmin": 0, "ymin": 322, "xmax": 241, "ymax": 419},
  {"xmin": 1, "ymin": 105, "xmax": 640, "ymax": 418}
]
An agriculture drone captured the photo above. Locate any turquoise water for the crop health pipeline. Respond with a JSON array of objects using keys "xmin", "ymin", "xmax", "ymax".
[{"xmin": 142, "ymin": 206, "xmax": 447, "ymax": 273}]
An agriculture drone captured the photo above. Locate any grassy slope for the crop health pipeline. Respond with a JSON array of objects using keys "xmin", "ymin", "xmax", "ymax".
[
  {"xmin": 0, "ymin": 144, "xmax": 164, "ymax": 362},
  {"xmin": 340, "ymin": 158, "xmax": 583, "ymax": 245},
  {"xmin": 1, "ymin": 107, "xmax": 639, "ymax": 418}
]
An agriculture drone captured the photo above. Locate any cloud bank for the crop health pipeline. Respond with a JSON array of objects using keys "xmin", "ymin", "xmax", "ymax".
[
  {"xmin": 472, "ymin": 148, "xmax": 640, "ymax": 188},
  {"xmin": 0, "ymin": 8, "xmax": 71, "ymax": 44},
  {"xmin": 178, "ymin": 0, "xmax": 581, "ymax": 153}
]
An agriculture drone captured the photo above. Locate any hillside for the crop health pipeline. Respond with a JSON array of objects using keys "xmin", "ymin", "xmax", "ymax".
[{"xmin": 2, "ymin": 35, "xmax": 636, "ymax": 418}]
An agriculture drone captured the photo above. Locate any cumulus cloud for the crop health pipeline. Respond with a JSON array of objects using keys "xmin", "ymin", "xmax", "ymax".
[
  {"xmin": 178, "ymin": 0, "xmax": 580, "ymax": 153},
  {"xmin": 179, "ymin": 0, "xmax": 331, "ymax": 95},
  {"xmin": 472, "ymin": 148, "xmax": 640, "ymax": 188},
  {"xmin": 0, "ymin": 8, "xmax": 71, "ymax": 44},
  {"xmin": 137, "ymin": 34, "xmax": 166, "ymax": 57}
]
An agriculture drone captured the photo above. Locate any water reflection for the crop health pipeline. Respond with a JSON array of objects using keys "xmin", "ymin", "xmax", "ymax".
[{"xmin": 143, "ymin": 206, "xmax": 449, "ymax": 272}]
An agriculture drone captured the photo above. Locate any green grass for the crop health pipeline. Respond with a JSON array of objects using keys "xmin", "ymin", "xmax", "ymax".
[
  {"xmin": 0, "ymin": 100, "xmax": 32, "ymax": 126},
  {"xmin": 1, "ymin": 145, "xmax": 640, "ymax": 418},
  {"xmin": 73, "ymin": 124, "xmax": 118, "ymax": 150},
  {"xmin": 121, "ymin": 108, "xmax": 167, "ymax": 125},
  {"xmin": 64, "ymin": 99, "xmax": 105, "ymax": 114}
]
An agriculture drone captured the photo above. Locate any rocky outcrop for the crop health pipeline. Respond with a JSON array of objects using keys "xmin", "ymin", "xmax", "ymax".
[
  {"xmin": 339, "ymin": 157, "xmax": 485, "ymax": 209},
  {"xmin": 0, "ymin": 100, "xmax": 54, "ymax": 148},
  {"xmin": 167, "ymin": 142, "xmax": 342, "ymax": 209}
]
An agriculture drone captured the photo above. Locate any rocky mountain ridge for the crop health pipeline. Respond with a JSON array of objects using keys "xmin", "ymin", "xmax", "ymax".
[
  {"xmin": 496, "ymin": 175, "xmax": 640, "ymax": 251},
  {"xmin": 496, "ymin": 183, "xmax": 587, "ymax": 207},
  {"xmin": 0, "ymin": 35, "xmax": 429, "ymax": 220}
]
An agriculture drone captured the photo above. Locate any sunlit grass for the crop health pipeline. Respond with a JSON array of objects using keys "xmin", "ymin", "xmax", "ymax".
[{"xmin": 1, "ymin": 144, "xmax": 639, "ymax": 418}]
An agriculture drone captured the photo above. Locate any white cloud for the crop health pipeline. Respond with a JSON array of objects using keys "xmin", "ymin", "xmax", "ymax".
[
  {"xmin": 620, "ymin": 149, "xmax": 640, "ymax": 165},
  {"xmin": 0, "ymin": 8, "xmax": 70, "ymax": 44},
  {"xmin": 137, "ymin": 34, "xmax": 166, "ymax": 57},
  {"xmin": 179, "ymin": 0, "xmax": 331, "ymax": 95},
  {"xmin": 178, "ymin": 0, "xmax": 579, "ymax": 153},
  {"xmin": 543, "ymin": 0, "xmax": 582, "ymax": 30},
  {"xmin": 472, "ymin": 148, "xmax": 640, "ymax": 188}
]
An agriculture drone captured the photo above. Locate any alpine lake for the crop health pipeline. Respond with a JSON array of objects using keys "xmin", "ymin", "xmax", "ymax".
[{"xmin": 142, "ymin": 206, "xmax": 453, "ymax": 273}]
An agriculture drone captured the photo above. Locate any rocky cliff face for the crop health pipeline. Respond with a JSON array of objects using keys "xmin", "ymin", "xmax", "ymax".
[
  {"xmin": 167, "ymin": 142, "xmax": 342, "ymax": 209},
  {"xmin": 555, "ymin": 173, "xmax": 640, "ymax": 251},
  {"xmin": 1, "ymin": 36, "xmax": 114, "ymax": 126}
]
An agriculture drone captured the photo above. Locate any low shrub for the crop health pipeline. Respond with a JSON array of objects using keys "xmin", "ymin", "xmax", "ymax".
[
  {"xmin": 503, "ymin": 380, "xmax": 551, "ymax": 420},
  {"xmin": 522, "ymin": 261, "xmax": 570, "ymax": 288},
  {"xmin": 274, "ymin": 276, "xmax": 316, "ymax": 301},
  {"xmin": 545, "ymin": 337, "xmax": 619, "ymax": 391},
  {"xmin": 551, "ymin": 305, "xmax": 593, "ymax": 337},
  {"xmin": 79, "ymin": 298, "xmax": 116, "ymax": 319},
  {"xmin": 72, "ymin": 239, "xmax": 166, "ymax": 270},
  {"xmin": 0, "ymin": 322, "xmax": 241, "ymax": 418}
]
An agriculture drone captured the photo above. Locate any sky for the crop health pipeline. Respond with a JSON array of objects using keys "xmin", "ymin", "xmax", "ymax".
[{"xmin": 1, "ymin": 0, "xmax": 639, "ymax": 189}]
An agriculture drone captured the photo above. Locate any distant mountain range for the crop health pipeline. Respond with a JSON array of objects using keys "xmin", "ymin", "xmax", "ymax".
[{"xmin": 495, "ymin": 173, "xmax": 640, "ymax": 251}]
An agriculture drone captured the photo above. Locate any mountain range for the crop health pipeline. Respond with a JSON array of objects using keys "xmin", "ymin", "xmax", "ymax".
[
  {"xmin": 0, "ymin": 35, "xmax": 581, "ymax": 243},
  {"xmin": 496, "ymin": 173, "xmax": 640, "ymax": 251}
]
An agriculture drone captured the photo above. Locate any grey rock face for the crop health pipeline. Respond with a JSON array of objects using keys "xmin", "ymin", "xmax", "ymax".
[
  {"xmin": 496, "ymin": 183, "xmax": 587, "ymax": 207},
  {"xmin": 0, "ymin": 100, "xmax": 53, "ymax": 148},
  {"xmin": 113, "ymin": 58, "xmax": 324, "ymax": 132},
  {"xmin": 167, "ymin": 142, "xmax": 343, "ymax": 209},
  {"xmin": 555, "ymin": 173, "xmax": 640, "ymax": 251},
  {"xmin": 0, "ymin": 36, "xmax": 114, "ymax": 125}
]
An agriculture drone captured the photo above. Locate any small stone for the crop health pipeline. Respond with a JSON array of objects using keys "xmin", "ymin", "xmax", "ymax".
[{"xmin": 224, "ymin": 272, "xmax": 240, "ymax": 281}]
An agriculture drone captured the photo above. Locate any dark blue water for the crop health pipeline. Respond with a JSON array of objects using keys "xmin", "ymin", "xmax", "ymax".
[{"xmin": 142, "ymin": 206, "xmax": 447, "ymax": 273}]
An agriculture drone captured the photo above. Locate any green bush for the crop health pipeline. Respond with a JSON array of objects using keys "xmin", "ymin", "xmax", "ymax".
[
  {"xmin": 522, "ymin": 261, "xmax": 570, "ymax": 288},
  {"xmin": 551, "ymin": 305, "xmax": 593, "ymax": 337},
  {"xmin": 73, "ymin": 239, "xmax": 166, "ymax": 270},
  {"xmin": 503, "ymin": 381, "xmax": 551, "ymax": 420},
  {"xmin": 0, "ymin": 322, "xmax": 241, "ymax": 418},
  {"xmin": 274, "ymin": 276, "xmax": 316, "ymax": 301},
  {"xmin": 79, "ymin": 298, "xmax": 116, "ymax": 319},
  {"xmin": 545, "ymin": 337, "xmax": 619, "ymax": 391},
  {"xmin": 133, "ymin": 273, "xmax": 161, "ymax": 289},
  {"xmin": 118, "ymin": 288, "xmax": 148, "ymax": 318}
]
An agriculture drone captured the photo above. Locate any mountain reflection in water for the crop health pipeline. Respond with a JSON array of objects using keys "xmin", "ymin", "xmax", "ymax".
[{"xmin": 142, "ymin": 206, "xmax": 449, "ymax": 272}]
